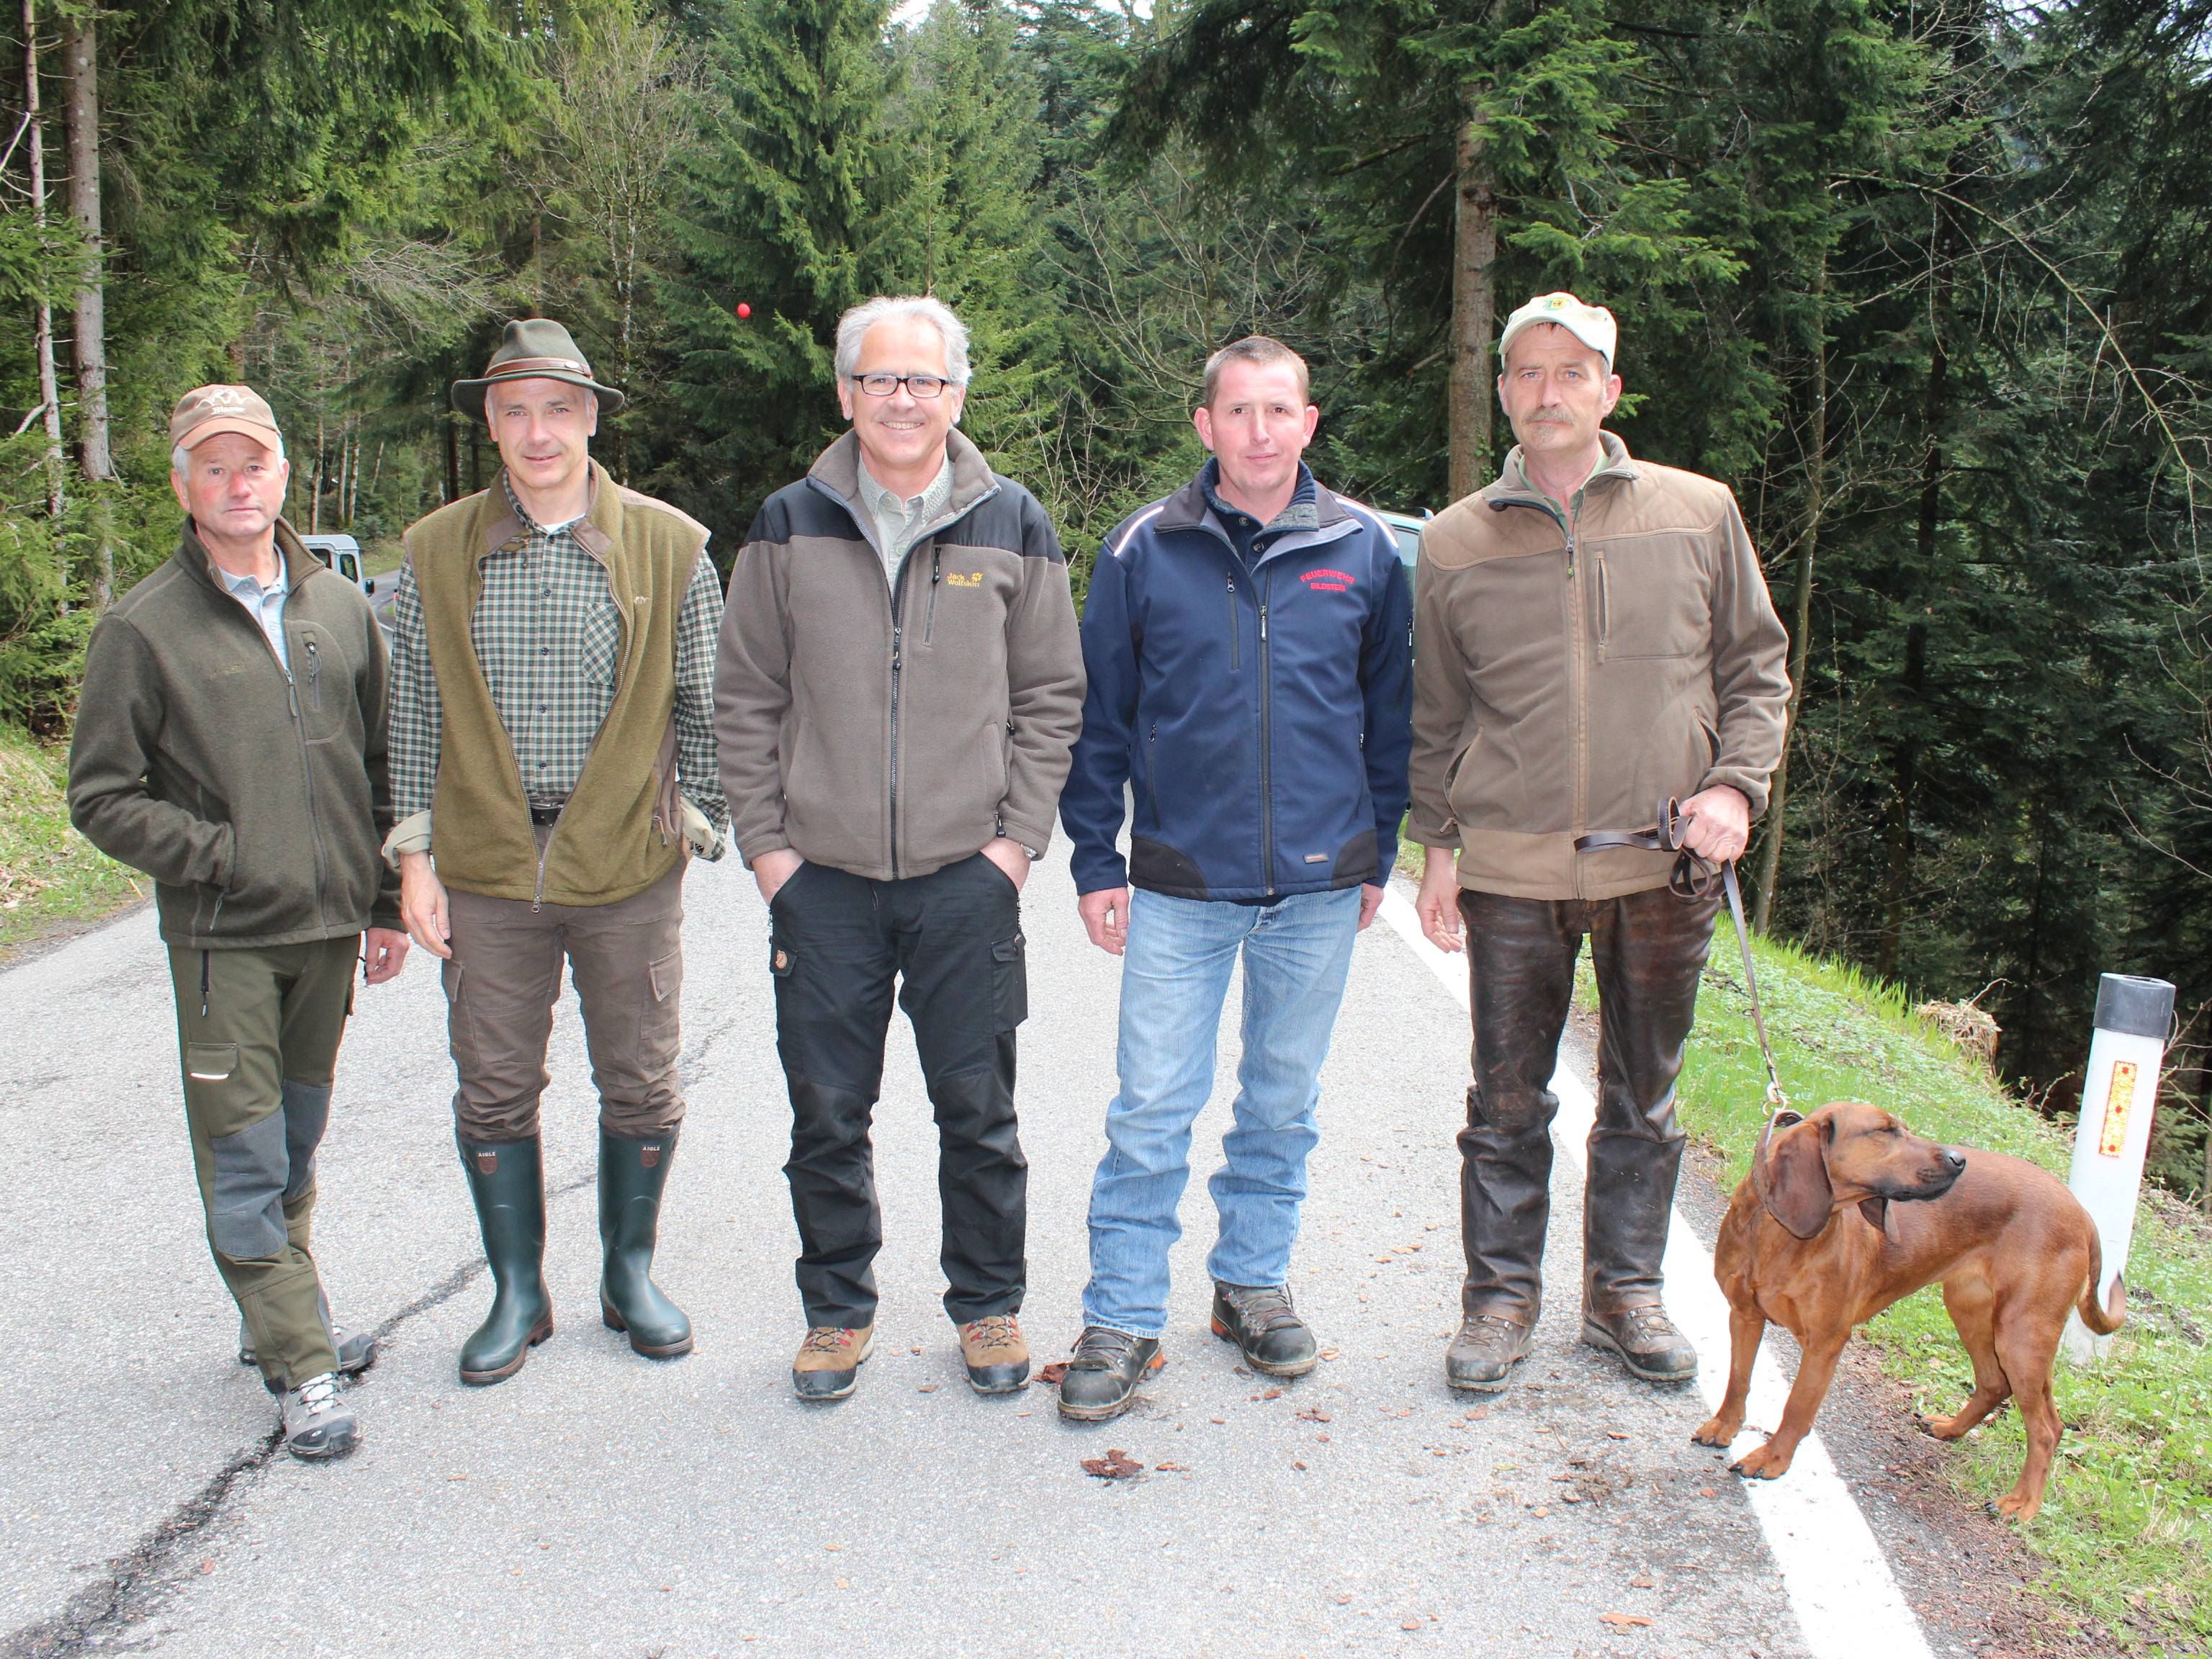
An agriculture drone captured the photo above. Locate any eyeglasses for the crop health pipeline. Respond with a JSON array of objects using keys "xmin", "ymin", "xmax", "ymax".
[{"xmin": 852, "ymin": 372, "xmax": 952, "ymax": 400}]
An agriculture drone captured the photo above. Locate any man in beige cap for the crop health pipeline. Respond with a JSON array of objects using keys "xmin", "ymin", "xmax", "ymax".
[
  {"xmin": 385, "ymin": 318, "xmax": 727, "ymax": 1386},
  {"xmin": 69, "ymin": 385, "xmax": 410, "ymax": 1460},
  {"xmin": 1408, "ymin": 292, "xmax": 1789, "ymax": 1395}
]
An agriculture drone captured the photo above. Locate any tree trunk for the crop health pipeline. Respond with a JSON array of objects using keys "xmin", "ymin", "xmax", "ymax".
[
  {"xmin": 60, "ymin": 9, "xmax": 112, "ymax": 608},
  {"xmin": 311, "ymin": 413, "xmax": 325, "ymax": 534},
  {"xmin": 1753, "ymin": 256, "xmax": 1829, "ymax": 934},
  {"xmin": 22, "ymin": 0, "xmax": 66, "ymax": 527},
  {"xmin": 1448, "ymin": 111, "xmax": 1497, "ymax": 504},
  {"xmin": 443, "ymin": 414, "xmax": 460, "ymax": 504}
]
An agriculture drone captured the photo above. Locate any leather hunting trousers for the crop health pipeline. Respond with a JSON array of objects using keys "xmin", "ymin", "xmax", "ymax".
[{"xmin": 1454, "ymin": 884, "xmax": 1720, "ymax": 1327}]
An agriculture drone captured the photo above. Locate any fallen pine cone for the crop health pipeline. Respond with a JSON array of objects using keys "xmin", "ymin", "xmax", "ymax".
[{"xmin": 1081, "ymin": 1448, "xmax": 1143, "ymax": 1479}]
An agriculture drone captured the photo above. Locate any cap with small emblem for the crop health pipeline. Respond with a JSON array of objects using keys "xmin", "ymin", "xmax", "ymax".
[
  {"xmin": 169, "ymin": 385, "xmax": 284, "ymax": 453},
  {"xmin": 1497, "ymin": 292, "xmax": 1619, "ymax": 374}
]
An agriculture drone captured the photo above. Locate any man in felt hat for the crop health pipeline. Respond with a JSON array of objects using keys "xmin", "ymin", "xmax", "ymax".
[
  {"xmin": 385, "ymin": 318, "xmax": 728, "ymax": 1385},
  {"xmin": 1410, "ymin": 292, "xmax": 1789, "ymax": 1394},
  {"xmin": 69, "ymin": 384, "xmax": 411, "ymax": 1460}
]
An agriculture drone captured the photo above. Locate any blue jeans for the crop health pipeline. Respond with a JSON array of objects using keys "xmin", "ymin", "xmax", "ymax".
[{"xmin": 1082, "ymin": 886, "xmax": 1362, "ymax": 1338}]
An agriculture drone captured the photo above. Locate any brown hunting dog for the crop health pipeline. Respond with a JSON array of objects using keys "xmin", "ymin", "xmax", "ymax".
[{"xmin": 1691, "ymin": 1100, "xmax": 2124, "ymax": 1521}]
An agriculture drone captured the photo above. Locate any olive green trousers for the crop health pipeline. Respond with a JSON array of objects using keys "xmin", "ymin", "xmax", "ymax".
[{"xmin": 166, "ymin": 937, "xmax": 359, "ymax": 1390}]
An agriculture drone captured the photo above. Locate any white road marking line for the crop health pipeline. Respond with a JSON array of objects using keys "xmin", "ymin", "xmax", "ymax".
[{"xmin": 1377, "ymin": 886, "xmax": 1935, "ymax": 1659}]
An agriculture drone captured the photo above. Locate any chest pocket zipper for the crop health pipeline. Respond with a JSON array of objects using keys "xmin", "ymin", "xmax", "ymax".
[
  {"xmin": 1226, "ymin": 575, "xmax": 1240, "ymax": 669},
  {"xmin": 304, "ymin": 637, "xmax": 323, "ymax": 711}
]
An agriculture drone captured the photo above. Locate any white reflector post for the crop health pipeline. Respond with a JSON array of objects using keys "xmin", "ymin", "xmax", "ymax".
[{"xmin": 2063, "ymin": 973, "xmax": 2174, "ymax": 1363}]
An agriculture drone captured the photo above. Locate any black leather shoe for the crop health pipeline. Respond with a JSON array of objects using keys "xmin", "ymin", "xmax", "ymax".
[
  {"xmin": 1210, "ymin": 1282, "xmax": 1318, "ymax": 1377},
  {"xmin": 1445, "ymin": 1312, "xmax": 1534, "ymax": 1393},
  {"xmin": 1056, "ymin": 1326, "xmax": 1162, "ymax": 1422},
  {"xmin": 1583, "ymin": 1303, "xmax": 1697, "ymax": 1382}
]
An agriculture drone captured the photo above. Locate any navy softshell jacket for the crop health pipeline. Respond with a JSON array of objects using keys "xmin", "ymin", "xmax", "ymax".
[{"xmin": 1061, "ymin": 469, "xmax": 1413, "ymax": 902}]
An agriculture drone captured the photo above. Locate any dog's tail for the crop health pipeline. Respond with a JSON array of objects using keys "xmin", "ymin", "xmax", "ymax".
[{"xmin": 2078, "ymin": 1233, "xmax": 2126, "ymax": 1335}]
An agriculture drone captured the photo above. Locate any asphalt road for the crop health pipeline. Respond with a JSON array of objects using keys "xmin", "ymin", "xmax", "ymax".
[{"xmin": 1, "ymin": 844, "xmax": 1895, "ymax": 1658}]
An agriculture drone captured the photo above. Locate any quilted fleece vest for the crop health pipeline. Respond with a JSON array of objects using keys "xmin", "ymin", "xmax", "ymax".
[{"xmin": 405, "ymin": 460, "xmax": 706, "ymax": 906}]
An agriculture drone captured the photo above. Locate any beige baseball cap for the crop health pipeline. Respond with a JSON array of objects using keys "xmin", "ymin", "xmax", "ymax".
[
  {"xmin": 169, "ymin": 384, "xmax": 284, "ymax": 453},
  {"xmin": 1498, "ymin": 292, "xmax": 1618, "ymax": 373}
]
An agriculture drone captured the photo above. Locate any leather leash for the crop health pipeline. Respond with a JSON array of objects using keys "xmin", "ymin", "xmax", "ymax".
[{"xmin": 1574, "ymin": 799, "xmax": 1792, "ymax": 1159}]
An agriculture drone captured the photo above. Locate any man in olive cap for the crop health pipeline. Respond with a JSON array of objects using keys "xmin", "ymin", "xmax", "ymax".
[
  {"xmin": 70, "ymin": 384, "xmax": 411, "ymax": 1460},
  {"xmin": 385, "ymin": 318, "xmax": 728, "ymax": 1385}
]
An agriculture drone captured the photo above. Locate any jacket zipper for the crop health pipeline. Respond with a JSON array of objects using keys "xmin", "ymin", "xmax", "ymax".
[
  {"xmin": 235, "ymin": 575, "xmax": 331, "ymax": 933},
  {"xmin": 305, "ymin": 637, "xmax": 323, "ymax": 711},
  {"xmin": 1564, "ymin": 511, "xmax": 1588, "ymax": 887},
  {"xmin": 1257, "ymin": 572, "xmax": 1275, "ymax": 897},
  {"xmin": 889, "ymin": 554, "xmax": 910, "ymax": 881},
  {"xmin": 926, "ymin": 547, "xmax": 941, "ymax": 643},
  {"xmin": 1596, "ymin": 554, "xmax": 1611, "ymax": 653},
  {"xmin": 284, "ymin": 655, "xmax": 330, "ymax": 930},
  {"xmin": 1226, "ymin": 574, "xmax": 1240, "ymax": 670},
  {"xmin": 1146, "ymin": 724, "xmax": 1161, "ymax": 822},
  {"xmin": 527, "ymin": 536, "xmax": 626, "ymax": 911}
]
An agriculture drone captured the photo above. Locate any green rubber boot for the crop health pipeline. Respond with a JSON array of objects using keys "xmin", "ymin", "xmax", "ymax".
[
  {"xmin": 457, "ymin": 1134, "xmax": 554, "ymax": 1385},
  {"xmin": 599, "ymin": 1128, "xmax": 694, "ymax": 1359}
]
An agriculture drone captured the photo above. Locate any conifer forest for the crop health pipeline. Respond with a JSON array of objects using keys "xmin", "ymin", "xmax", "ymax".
[{"xmin": 4, "ymin": 0, "xmax": 2212, "ymax": 1187}]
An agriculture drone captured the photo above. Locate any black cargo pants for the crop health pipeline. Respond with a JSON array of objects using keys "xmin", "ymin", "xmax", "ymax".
[
  {"xmin": 768, "ymin": 852, "xmax": 1029, "ymax": 1328},
  {"xmin": 1456, "ymin": 884, "xmax": 1721, "ymax": 1324}
]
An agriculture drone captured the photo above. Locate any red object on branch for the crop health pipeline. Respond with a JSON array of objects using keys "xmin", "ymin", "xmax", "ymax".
[{"xmin": 735, "ymin": 302, "xmax": 752, "ymax": 319}]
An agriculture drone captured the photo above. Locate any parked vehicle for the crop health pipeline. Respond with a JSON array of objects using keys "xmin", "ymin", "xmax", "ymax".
[
  {"xmin": 1374, "ymin": 508, "xmax": 1429, "ymax": 583},
  {"xmin": 299, "ymin": 534, "xmax": 371, "ymax": 597}
]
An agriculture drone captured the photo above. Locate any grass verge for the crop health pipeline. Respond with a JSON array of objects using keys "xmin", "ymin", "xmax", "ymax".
[
  {"xmin": 1660, "ymin": 933, "xmax": 2211, "ymax": 1653},
  {"xmin": 0, "ymin": 724, "xmax": 144, "ymax": 961}
]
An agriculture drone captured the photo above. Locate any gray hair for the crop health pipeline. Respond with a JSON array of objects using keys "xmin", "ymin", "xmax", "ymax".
[
  {"xmin": 171, "ymin": 435, "xmax": 286, "ymax": 475},
  {"xmin": 834, "ymin": 296, "xmax": 972, "ymax": 387}
]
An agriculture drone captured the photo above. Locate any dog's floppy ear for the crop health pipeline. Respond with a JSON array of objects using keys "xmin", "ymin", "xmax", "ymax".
[{"xmin": 1757, "ymin": 1114, "xmax": 1835, "ymax": 1239}]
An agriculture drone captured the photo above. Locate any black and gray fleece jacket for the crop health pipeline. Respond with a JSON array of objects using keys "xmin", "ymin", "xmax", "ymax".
[{"xmin": 715, "ymin": 429, "xmax": 1085, "ymax": 882}]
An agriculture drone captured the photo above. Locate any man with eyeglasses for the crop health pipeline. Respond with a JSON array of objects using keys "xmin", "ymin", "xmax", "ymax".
[{"xmin": 717, "ymin": 295, "xmax": 1084, "ymax": 1403}]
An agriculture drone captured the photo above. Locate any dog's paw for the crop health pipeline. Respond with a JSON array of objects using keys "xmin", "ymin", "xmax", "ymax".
[
  {"xmin": 1690, "ymin": 1415, "xmax": 1741, "ymax": 1447},
  {"xmin": 1989, "ymin": 1490, "xmax": 2041, "ymax": 1523},
  {"xmin": 1920, "ymin": 1411, "xmax": 1968, "ymax": 1440},
  {"xmin": 1730, "ymin": 1440, "xmax": 1794, "ymax": 1480}
]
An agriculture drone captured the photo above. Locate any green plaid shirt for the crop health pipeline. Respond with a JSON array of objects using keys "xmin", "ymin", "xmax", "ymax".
[{"xmin": 387, "ymin": 476, "xmax": 727, "ymax": 838}]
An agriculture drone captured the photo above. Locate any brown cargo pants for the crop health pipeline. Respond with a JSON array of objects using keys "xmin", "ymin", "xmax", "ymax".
[
  {"xmin": 166, "ymin": 936, "xmax": 358, "ymax": 1391},
  {"xmin": 440, "ymin": 853, "xmax": 687, "ymax": 1141}
]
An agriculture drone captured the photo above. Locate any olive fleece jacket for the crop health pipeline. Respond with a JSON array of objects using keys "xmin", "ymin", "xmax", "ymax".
[{"xmin": 68, "ymin": 519, "xmax": 401, "ymax": 948}]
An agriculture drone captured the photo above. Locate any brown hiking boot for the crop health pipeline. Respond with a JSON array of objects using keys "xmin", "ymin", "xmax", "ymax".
[
  {"xmin": 1582, "ymin": 1303, "xmax": 1698, "ymax": 1383},
  {"xmin": 957, "ymin": 1313, "xmax": 1030, "ymax": 1395},
  {"xmin": 1445, "ymin": 1312, "xmax": 1534, "ymax": 1393},
  {"xmin": 791, "ymin": 1325, "xmax": 873, "ymax": 1402}
]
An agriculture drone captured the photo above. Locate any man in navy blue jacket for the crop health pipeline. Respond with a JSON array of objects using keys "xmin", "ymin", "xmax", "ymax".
[{"xmin": 1057, "ymin": 336, "xmax": 1413, "ymax": 1421}]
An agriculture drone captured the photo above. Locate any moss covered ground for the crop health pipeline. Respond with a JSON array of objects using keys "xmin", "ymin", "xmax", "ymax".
[{"xmin": 0, "ymin": 724, "xmax": 143, "ymax": 961}]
